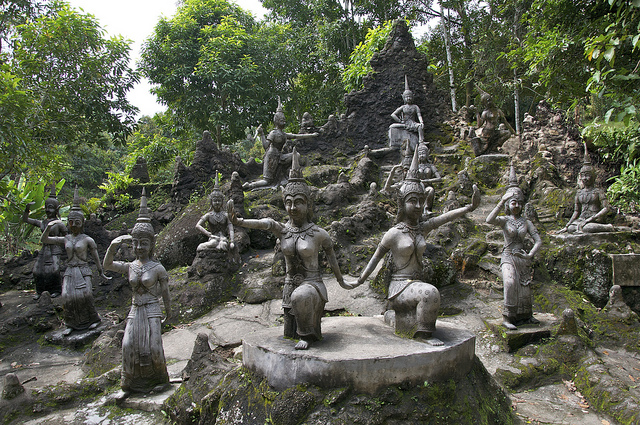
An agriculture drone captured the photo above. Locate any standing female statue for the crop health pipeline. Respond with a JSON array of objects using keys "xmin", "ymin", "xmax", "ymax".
[
  {"xmin": 244, "ymin": 97, "xmax": 318, "ymax": 190},
  {"xmin": 103, "ymin": 189, "xmax": 171, "ymax": 395},
  {"xmin": 486, "ymin": 166, "xmax": 542, "ymax": 330},
  {"xmin": 558, "ymin": 144, "xmax": 614, "ymax": 234},
  {"xmin": 231, "ymin": 149, "xmax": 354, "ymax": 350},
  {"xmin": 41, "ymin": 186, "xmax": 103, "ymax": 335},
  {"xmin": 357, "ymin": 148, "xmax": 480, "ymax": 345},
  {"xmin": 23, "ymin": 185, "xmax": 66, "ymax": 299}
]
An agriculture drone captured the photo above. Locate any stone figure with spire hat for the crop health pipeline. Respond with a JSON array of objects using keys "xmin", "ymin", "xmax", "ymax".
[
  {"xmin": 23, "ymin": 183, "xmax": 67, "ymax": 299},
  {"xmin": 195, "ymin": 171, "xmax": 235, "ymax": 252},
  {"xmin": 389, "ymin": 75, "xmax": 425, "ymax": 152},
  {"xmin": 243, "ymin": 96, "xmax": 319, "ymax": 190},
  {"xmin": 41, "ymin": 185, "xmax": 105, "ymax": 335},
  {"xmin": 486, "ymin": 163, "xmax": 542, "ymax": 330},
  {"xmin": 230, "ymin": 148, "xmax": 356, "ymax": 350},
  {"xmin": 357, "ymin": 147, "xmax": 481, "ymax": 344},
  {"xmin": 104, "ymin": 188, "xmax": 172, "ymax": 397}
]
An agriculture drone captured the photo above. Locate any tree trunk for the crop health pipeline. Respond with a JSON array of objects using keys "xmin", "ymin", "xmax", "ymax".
[{"xmin": 441, "ymin": 6, "xmax": 457, "ymax": 112}]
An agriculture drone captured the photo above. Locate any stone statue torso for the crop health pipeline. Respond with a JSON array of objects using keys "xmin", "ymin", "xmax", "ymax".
[
  {"xmin": 384, "ymin": 224, "xmax": 427, "ymax": 276},
  {"xmin": 204, "ymin": 211, "xmax": 229, "ymax": 235},
  {"xmin": 281, "ymin": 223, "xmax": 322, "ymax": 278},
  {"xmin": 577, "ymin": 188, "xmax": 603, "ymax": 219},
  {"xmin": 65, "ymin": 234, "xmax": 91, "ymax": 264},
  {"xmin": 128, "ymin": 261, "xmax": 163, "ymax": 299},
  {"xmin": 503, "ymin": 217, "xmax": 528, "ymax": 252}
]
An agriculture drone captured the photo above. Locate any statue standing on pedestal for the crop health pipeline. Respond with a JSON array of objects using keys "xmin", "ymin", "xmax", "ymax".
[
  {"xmin": 558, "ymin": 144, "xmax": 615, "ymax": 234},
  {"xmin": 41, "ymin": 186, "xmax": 104, "ymax": 335},
  {"xmin": 196, "ymin": 172, "xmax": 235, "ymax": 252},
  {"xmin": 357, "ymin": 148, "xmax": 480, "ymax": 345},
  {"xmin": 103, "ymin": 189, "xmax": 171, "ymax": 396},
  {"xmin": 388, "ymin": 76, "xmax": 425, "ymax": 151},
  {"xmin": 486, "ymin": 165, "xmax": 542, "ymax": 330},
  {"xmin": 23, "ymin": 186, "xmax": 66, "ymax": 299},
  {"xmin": 230, "ymin": 148, "xmax": 354, "ymax": 350},
  {"xmin": 244, "ymin": 97, "xmax": 319, "ymax": 190}
]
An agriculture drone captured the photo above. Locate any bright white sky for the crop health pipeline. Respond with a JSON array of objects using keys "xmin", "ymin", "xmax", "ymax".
[{"xmin": 66, "ymin": 0, "xmax": 268, "ymax": 118}]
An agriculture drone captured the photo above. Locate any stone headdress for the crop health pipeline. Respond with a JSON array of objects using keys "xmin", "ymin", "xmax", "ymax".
[
  {"xmin": 131, "ymin": 188, "xmax": 154, "ymax": 241},
  {"xmin": 580, "ymin": 142, "xmax": 594, "ymax": 175},
  {"xmin": 399, "ymin": 145, "xmax": 426, "ymax": 200},
  {"xmin": 44, "ymin": 184, "xmax": 60, "ymax": 210},
  {"xmin": 274, "ymin": 96, "xmax": 285, "ymax": 122},
  {"xmin": 68, "ymin": 185, "xmax": 84, "ymax": 221},
  {"xmin": 504, "ymin": 163, "xmax": 524, "ymax": 204},
  {"xmin": 282, "ymin": 147, "xmax": 311, "ymax": 201},
  {"xmin": 403, "ymin": 75, "xmax": 413, "ymax": 97},
  {"xmin": 209, "ymin": 171, "xmax": 224, "ymax": 202}
]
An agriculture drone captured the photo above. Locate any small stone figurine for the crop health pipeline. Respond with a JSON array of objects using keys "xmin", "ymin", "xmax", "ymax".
[
  {"xmin": 356, "ymin": 147, "xmax": 480, "ymax": 345},
  {"xmin": 23, "ymin": 185, "xmax": 66, "ymax": 299},
  {"xmin": 486, "ymin": 165, "xmax": 542, "ymax": 330},
  {"xmin": 103, "ymin": 189, "xmax": 171, "ymax": 396},
  {"xmin": 41, "ymin": 186, "xmax": 104, "ymax": 335},
  {"xmin": 196, "ymin": 172, "xmax": 235, "ymax": 252},
  {"xmin": 230, "ymin": 148, "xmax": 355, "ymax": 350}
]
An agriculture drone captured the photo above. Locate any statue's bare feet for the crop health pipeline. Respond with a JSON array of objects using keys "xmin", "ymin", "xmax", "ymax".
[
  {"xmin": 151, "ymin": 383, "xmax": 171, "ymax": 393},
  {"xmin": 295, "ymin": 339, "xmax": 310, "ymax": 350},
  {"xmin": 89, "ymin": 321, "xmax": 100, "ymax": 329},
  {"xmin": 503, "ymin": 319, "xmax": 517, "ymax": 330},
  {"xmin": 414, "ymin": 330, "xmax": 444, "ymax": 346},
  {"xmin": 62, "ymin": 327, "xmax": 73, "ymax": 336},
  {"xmin": 426, "ymin": 337, "xmax": 444, "ymax": 346}
]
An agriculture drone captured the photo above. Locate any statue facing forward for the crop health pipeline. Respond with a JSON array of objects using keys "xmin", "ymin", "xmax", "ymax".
[
  {"xmin": 471, "ymin": 93, "xmax": 515, "ymax": 156},
  {"xmin": 230, "ymin": 149, "xmax": 355, "ymax": 350},
  {"xmin": 388, "ymin": 76, "xmax": 424, "ymax": 151},
  {"xmin": 104, "ymin": 189, "xmax": 171, "ymax": 396},
  {"xmin": 357, "ymin": 148, "xmax": 480, "ymax": 345},
  {"xmin": 196, "ymin": 172, "xmax": 235, "ymax": 252}
]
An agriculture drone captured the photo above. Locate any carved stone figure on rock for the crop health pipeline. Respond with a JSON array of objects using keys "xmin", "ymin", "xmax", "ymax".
[
  {"xmin": 41, "ymin": 186, "xmax": 104, "ymax": 335},
  {"xmin": 244, "ymin": 98, "xmax": 319, "ymax": 190},
  {"xmin": 486, "ymin": 165, "xmax": 542, "ymax": 330},
  {"xmin": 557, "ymin": 144, "xmax": 615, "ymax": 234},
  {"xmin": 357, "ymin": 148, "xmax": 481, "ymax": 345},
  {"xmin": 389, "ymin": 76, "xmax": 424, "ymax": 151},
  {"xmin": 196, "ymin": 173, "xmax": 235, "ymax": 253},
  {"xmin": 471, "ymin": 93, "xmax": 515, "ymax": 156},
  {"xmin": 23, "ymin": 185, "xmax": 66, "ymax": 299},
  {"xmin": 230, "ymin": 149, "xmax": 355, "ymax": 350},
  {"xmin": 103, "ymin": 189, "xmax": 171, "ymax": 397}
]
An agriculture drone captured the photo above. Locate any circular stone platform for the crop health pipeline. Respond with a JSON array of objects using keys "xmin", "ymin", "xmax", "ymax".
[{"xmin": 242, "ymin": 316, "xmax": 475, "ymax": 394}]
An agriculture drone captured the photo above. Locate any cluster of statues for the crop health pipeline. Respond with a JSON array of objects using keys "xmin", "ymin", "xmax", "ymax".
[{"xmin": 19, "ymin": 78, "xmax": 627, "ymax": 398}]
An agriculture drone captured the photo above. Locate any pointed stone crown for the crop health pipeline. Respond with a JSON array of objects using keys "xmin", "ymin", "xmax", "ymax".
[
  {"xmin": 399, "ymin": 144, "xmax": 426, "ymax": 199},
  {"xmin": 282, "ymin": 147, "xmax": 311, "ymax": 200},
  {"xmin": 68, "ymin": 185, "xmax": 84, "ymax": 220},
  {"xmin": 209, "ymin": 171, "xmax": 223, "ymax": 200},
  {"xmin": 132, "ymin": 188, "xmax": 154, "ymax": 239}
]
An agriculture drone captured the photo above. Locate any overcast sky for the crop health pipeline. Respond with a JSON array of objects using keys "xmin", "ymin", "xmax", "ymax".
[{"xmin": 66, "ymin": 0, "xmax": 268, "ymax": 118}]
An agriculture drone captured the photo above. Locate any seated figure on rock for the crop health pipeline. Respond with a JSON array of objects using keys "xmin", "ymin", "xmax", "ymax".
[
  {"xmin": 23, "ymin": 185, "xmax": 66, "ymax": 300},
  {"xmin": 196, "ymin": 172, "xmax": 235, "ymax": 252},
  {"xmin": 388, "ymin": 76, "xmax": 424, "ymax": 152},
  {"xmin": 244, "ymin": 97, "xmax": 318, "ymax": 190},
  {"xmin": 230, "ymin": 148, "xmax": 355, "ymax": 350},
  {"xmin": 557, "ymin": 144, "xmax": 615, "ymax": 234},
  {"xmin": 486, "ymin": 165, "xmax": 542, "ymax": 330},
  {"xmin": 471, "ymin": 93, "xmax": 515, "ymax": 156},
  {"xmin": 356, "ymin": 147, "xmax": 480, "ymax": 345}
]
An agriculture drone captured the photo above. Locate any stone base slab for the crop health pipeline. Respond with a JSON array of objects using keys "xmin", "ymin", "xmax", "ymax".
[
  {"xmin": 242, "ymin": 316, "xmax": 475, "ymax": 394},
  {"xmin": 485, "ymin": 313, "xmax": 555, "ymax": 352}
]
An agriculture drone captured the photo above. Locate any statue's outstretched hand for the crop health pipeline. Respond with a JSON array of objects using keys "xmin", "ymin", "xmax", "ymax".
[
  {"xmin": 469, "ymin": 184, "xmax": 481, "ymax": 211},
  {"xmin": 227, "ymin": 200, "xmax": 240, "ymax": 225}
]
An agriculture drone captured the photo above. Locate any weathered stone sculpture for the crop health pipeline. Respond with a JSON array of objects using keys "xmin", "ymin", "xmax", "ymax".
[
  {"xmin": 196, "ymin": 172, "xmax": 235, "ymax": 252},
  {"xmin": 558, "ymin": 144, "xmax": 615, "ymax": 234},
  {"xmin": 41, "ymin": 186, "xmax": 103, "ymax": 335},
  {"xmin": 230, "ymin": 148, "xmax": 354, "ymax": 350},
  {"xmin": 103, "ymin": 189, "xmax": 171, "ymax": 396},
  {"xmin": 357, "ymin": 148, "xmax": 480, "ymax": 345},
  {"xmin": 486, "ymin": 165, "xmax": 542, "ymax": 330},
  {"xmin": 389, "ymin": 76, "xmax": 425, "ymax": 151},
  {"xmin": 22, "ymin": 186, "xmax": 66, "ymax": 299},
  {"xmin": 243, "ymin": 98, "xmax": 319, "ymax": 190},
  {"xmin": 471, "ymin": 93, "xmax": 515, "ymax": 156}
]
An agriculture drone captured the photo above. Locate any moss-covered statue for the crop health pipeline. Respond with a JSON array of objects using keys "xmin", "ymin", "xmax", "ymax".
[
  {"xmin": 486, "ymin": 165, "xmax": 542, "ymax": 330},
  {"xmin": 23, "ymin": 185, "xmax": 66, "ymax": 299},
  {"xmin": 243, "ymin": 97, "xmax": 318, "ymax": 190},
  {"xmin": 471, "ymin": 93, "xmax": 515, "ymax": 156},
  {"xmin": 356, "ymin": 148, "xmax": 480, "ymax": 345},
  {"xmin": 230, "ymin": 148, "xmax": 354, "ymax": 350},
  {"xmin": 41, "ymin": 186, "xmax": 104, "ymax": 335},
  {"xmin": 388, "ymin": 76, "xmax": 424, "ymax": 151},
  {"xmin": 196, "ymin": 172, "xmax": 235, "ymax": 252},
  {"xmin": 558, "ymin": 143, "xmax": 615, "ymax": 234},
  {"xmin": 103, "ymin": 189, "xmax": 171, "ymax": 396}
]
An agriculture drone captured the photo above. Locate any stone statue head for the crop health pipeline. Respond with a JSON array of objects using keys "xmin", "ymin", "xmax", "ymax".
[
  {"xmin": 481, "ymin": 92, "xmax": 493, "ymax": 108},
  {"xmin": 402, "ymin": 75, "xmax": 414, "ymax": 103},
  {"xmin": 273, "ymin": 96, "xmax": 286, "ymax": 128},
  {"xmin": 209, "ymin": 172, "xmax": 224, "ymax": 211},
  {"xmin": 282, "ymin": 148, "xmax": 314, "ymax": 222},
  {"xmin": 579, "ymin": 143, "xmax": 595, "ymax": 188},
  {"xmin": 44, "ymin": 185, "xmax": 60, "ymax": 219},
  {"xmin": 417, "ymin": 143, "xmax": 430, "ymax": 163},
  {"xmin": 131, "ymin": 188, "xmax": 155, "ymax": 258},
  {"xmin": 397, "ymin": 147, "xmax": 426, "ymax": 223},
  {"xmin": 504, "ymin": 164, "xmax": 525, "ymax": 215},
  {"xmin": 67, "ymin": 185, "xmax": 84, "ymax": 234}
]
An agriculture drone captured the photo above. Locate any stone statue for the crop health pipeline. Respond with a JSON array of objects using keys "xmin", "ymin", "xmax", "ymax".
[
  {"xmin": 22, "ymin": 185, "xmax": 66, "ymax": 299},
  {"xmin": 230, "ymin": 148, "xmax": 354, "ymax": 350},
  {"xmin": 103, "ymin": 189, "xmax": 171, "ymax": 396},
  {"xmin": 471, "ymin": 93, "xmax": 515, "ymax": 156},
  {"xmin": 356, "ymin": 148, "xmax": 481, "ymax": 345},
  {"xmin": 557, "ymin": 144, "xmax": 614, "ymax": 234},
  {"xmin": 243, "ymin": 97, "xmax": 319, "ymax": 190},
  {"xmin": 41, "ymin": 186, "xmax": 104, "ymax": 335},
  {"xmin": 389, "ymin": 75, "xmax": 424, "ymax": 151},
  {"xmin": 486, "ymin": 165, "xmax": 542, "ymax": 330},
  {"xmin": 196, "ymin": 172, "xmax": 235, "ymax": 252}
]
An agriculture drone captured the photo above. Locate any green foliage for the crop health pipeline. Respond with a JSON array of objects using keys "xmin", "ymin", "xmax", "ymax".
[
  {"xmin": 343, "ymin": 20, "xmax": 396, "ymax": 93},
  {"xmin": 98, "ymin": 172, "xmax": 136, "ymax": 210}
]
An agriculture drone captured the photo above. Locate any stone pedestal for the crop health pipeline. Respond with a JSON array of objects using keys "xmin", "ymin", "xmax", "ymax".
[
  {"xmin": 242, "ymin": 316, "xmax": 475, "ymax": 394},
  {"xmin": 45, "ymin": 322, "xmax": 109, "ymax": 349},
  {"xmin": 388, "ymin": 127, "xmax": 419, "ymax": 151},
  {"xmin": 485, "ymin": 313, "xmax": 555, "ymax": 352},
  {"xmin": 188, "ymin": 247, "xmax": 240, "ymax": 278}
]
